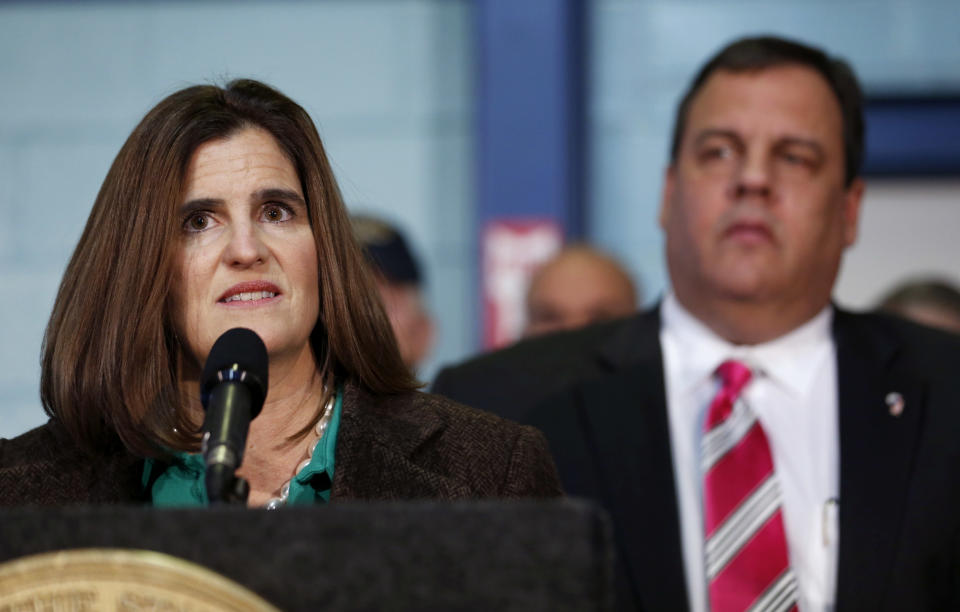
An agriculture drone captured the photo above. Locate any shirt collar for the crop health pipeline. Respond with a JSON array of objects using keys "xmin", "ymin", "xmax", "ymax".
[
  {"xmin": 144, "ymin": 386, "xmax": 343, "ymax": 507},
  {"xmin": 661, "ymin": 292, "xmax": 833, "ymax": 396}
]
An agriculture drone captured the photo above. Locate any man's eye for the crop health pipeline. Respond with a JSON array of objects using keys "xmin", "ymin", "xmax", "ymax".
[
  {"xmin": 699, "ymin": 145, "xmax": 734, "ymax": 162},
  {"xmin": 779, "ymin": 151, "xmax": 818, "ymax": 170},
  {"xmin": 783, "ymin": 152, "xmax": 814, "ymax": 166},
  {"xmin": 262, "ymin": 203, "xmax": 293, "ymax": 223}
]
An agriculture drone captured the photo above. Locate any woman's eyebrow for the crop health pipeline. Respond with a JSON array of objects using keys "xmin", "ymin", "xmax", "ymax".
[
  {"xmin": 179, "ymin": 197, "xmax": 223, "ymax": 214},
  {"xmin": 180, "ymin": 188, "xmax": 306, "ymax": 211},
  {"xmin": 254, "ymin": 188, "xmax": 306, "ymax": 207}
]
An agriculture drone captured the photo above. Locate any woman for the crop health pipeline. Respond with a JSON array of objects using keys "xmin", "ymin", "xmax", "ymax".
[{"xmin": 0, "ymin": 80, "xmax": 561, "ymax": 506}]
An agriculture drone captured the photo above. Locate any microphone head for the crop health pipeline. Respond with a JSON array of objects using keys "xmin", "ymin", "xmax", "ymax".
[{"xmin": 200, "ymin": 327, "xmax": 269, "ymax": 417}]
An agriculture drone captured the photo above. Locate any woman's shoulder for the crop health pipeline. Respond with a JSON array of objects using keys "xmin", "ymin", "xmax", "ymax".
[
  {"xmin": 0, "ymin": 421, "xmax": 143, "ymax": 506},
  {"xmin": 336, "ymin": 384, "xmax": 562, "ymax": 499},
  {"xmin": 0, "ymin": 422, "xmax": 78, "ymax": 505},
  {"xmin": 344, "ymin": 383, "xmax": 540, "ymax": 446},
  {"xmin": 0, "ymin": 421, "xmax": 65, "ymax": 470}
]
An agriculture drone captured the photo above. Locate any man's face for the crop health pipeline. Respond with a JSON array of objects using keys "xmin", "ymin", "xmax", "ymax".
[
  {"xmin": 524, "ymin": 251, "xmax": 636, "ymax": 337},
  {"xmin": 660, "ymin": 65, "xmax": 863, "ymax": 329},
  {"xmin": 375, "ymin": 279, "xmax": 434, "ymax": 371}
]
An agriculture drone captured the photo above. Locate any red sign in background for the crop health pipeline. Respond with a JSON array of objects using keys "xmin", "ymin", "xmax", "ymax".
[{"xmin": 482, "ymin": 219, "xmax": 563, "ymax": 349}]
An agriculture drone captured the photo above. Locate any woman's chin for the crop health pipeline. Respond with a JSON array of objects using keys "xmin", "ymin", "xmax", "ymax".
[{"xmin": 259, "ymin": 332, "xmax": 316, "ymax": 368}]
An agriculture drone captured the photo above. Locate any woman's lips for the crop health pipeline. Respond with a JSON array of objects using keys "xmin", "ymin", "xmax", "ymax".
[
  {"xmin": 222, "ymin": 290, "xmax": 277, "ymax": 303},
  {"xmin": 218, "ymin": 281, "xmax": 282, "ymax": 304}
]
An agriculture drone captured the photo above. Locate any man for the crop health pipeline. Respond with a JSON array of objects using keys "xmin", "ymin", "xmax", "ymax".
[
  {"xmin": 352, "ymin": 214, "xmax": 435, "ymax": 372},
  {"xmin": 434, "ymin": 36, "xmax": 960, "ymax": 610},
  {"xmin": 524, "ymin": 244, "xmax": 638, "ymax": 337}
]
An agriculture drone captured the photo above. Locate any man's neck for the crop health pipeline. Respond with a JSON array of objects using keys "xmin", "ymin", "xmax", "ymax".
[{"xmin": 673, "ymin": 292, "xmax": 831, "ymax": 346}]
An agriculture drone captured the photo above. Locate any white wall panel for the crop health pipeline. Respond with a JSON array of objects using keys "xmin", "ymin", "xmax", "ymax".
[{"xmin": 836, "ymin": 180, "xmax": 960, "ymax": 309}]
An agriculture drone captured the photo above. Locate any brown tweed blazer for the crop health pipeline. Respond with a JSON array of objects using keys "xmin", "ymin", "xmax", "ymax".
[{"xmin": 0, "ymin": 384, "xmax": 562, "ymax": 506}]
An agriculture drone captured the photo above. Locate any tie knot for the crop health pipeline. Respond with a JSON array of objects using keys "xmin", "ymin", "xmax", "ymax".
[{"xmin": 716, "ymin": 360, "xmax": 752, "ymax": 397}]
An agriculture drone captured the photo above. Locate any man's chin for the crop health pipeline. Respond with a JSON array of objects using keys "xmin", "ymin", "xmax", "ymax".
[{"xmin": 710, "ymin": 274, "xmax": 776, "ymax": 303}]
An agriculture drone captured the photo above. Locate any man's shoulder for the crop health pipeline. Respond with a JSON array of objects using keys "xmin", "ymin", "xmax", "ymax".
[
  {"xmin": 835, "ymin": 308, "xmax": 960, "ymax": 378},
  {"xmin": 431, "ymin": 310, "xmax": 656, "ymax": 418},
  {"xmin": 444, "ymin": 315, "xmax": 641, "ymax": 374}
]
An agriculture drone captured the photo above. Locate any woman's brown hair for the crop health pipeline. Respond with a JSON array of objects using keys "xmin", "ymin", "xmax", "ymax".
[{"xmin": 41, "ymin": 79, "xmax": 418, "ymax": 457}]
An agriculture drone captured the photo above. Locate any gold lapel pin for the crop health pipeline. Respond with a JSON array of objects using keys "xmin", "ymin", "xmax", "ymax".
[{"xmin": 885, "ymin": 392, "xmax": 905, "ymax": 417}]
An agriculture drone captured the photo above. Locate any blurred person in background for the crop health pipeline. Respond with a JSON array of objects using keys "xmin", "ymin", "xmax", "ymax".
[
  {"xmin": 352, "ymin": 214, "xmax": 435, "ymax": 372},
  {"xmin": 524, "ymin": 244, "xmax": 639, "ymax": 337},
  {"xmin": 0, "ymin": 79, "xmax": 560, "ymax": 507},
  {"xmin": 878, "ymin": 277, "xmax": 960, "ymax": 333}
]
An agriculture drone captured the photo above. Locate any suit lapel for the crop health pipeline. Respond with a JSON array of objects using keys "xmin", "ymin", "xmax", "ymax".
[
  {"xmin": 833, "ymin": 310, "xmax": 926, "ymax": 610},
  {"xmin": 581, "ymin": 308, "xmax": 690, "ymax": 611},
  {"xmin": 565, "ymin": 307, "xmax": 926, "ymax": 610},
  {"xmin": 330, "ymin": 384, "xmax": 474, "ymax": 500}
]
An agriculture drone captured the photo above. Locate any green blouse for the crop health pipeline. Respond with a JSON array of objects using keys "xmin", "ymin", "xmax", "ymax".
[{"xmin": 143, "ymin": 387, "xmax": 343, "ymax": 507}]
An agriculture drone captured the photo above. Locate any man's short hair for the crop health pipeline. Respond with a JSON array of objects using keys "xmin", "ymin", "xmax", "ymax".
[
  {"xmin": 880, "ymin": 278, "xmax": 960, "ymax": 319},
  {"xmin": 669, "ymin": 35, "xmax": 864, "ymax": 186}
]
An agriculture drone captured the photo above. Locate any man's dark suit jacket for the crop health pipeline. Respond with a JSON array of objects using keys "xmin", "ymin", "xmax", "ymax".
[
  {"xmin": 433, "ymin": 306, "xmax": 960, "ymax": 611},
  {"xmin": 0, "ymin": 384, "xmax": 562, "ymax": 505}
]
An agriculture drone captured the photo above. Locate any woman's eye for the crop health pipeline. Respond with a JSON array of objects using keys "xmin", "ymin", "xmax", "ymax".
[
  {"xmin": 262, "ymin": 203, "xmax": 293, "ymax": 223},
  {"xmin": 183, "ymin": 212, "xmax": 212, "ymax": 232}
]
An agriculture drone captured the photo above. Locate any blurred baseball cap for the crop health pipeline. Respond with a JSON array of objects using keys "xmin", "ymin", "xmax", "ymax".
[{"xmin": 351, "ymin": 214, "xmax": 422, "ymax": 285}]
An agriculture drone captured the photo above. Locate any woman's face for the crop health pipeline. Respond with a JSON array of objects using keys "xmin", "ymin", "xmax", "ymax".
[{"xmin": 172, "ymin": 126, "xmax": 320, "ymax": 371}]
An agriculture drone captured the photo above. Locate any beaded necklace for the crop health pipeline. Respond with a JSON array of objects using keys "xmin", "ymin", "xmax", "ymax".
[{"xmin": 264, "ymin": 392, "xmax": 336, "ymax": 510}]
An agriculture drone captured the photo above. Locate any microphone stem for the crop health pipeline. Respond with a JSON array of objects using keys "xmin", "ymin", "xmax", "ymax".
[{"xmin": 206, "ymin": 463, "xmax": 250, "ymax": 504}]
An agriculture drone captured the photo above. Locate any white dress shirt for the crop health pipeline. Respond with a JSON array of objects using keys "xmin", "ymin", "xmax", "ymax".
[{"xmin": 660, "ymin": 293, "xmax": 839, "ymax": 612}]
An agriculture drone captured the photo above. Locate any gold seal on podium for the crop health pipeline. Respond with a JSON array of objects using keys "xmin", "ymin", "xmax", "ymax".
[{"xmin": 0, "ymin": 548, "xmax": 279, "ymax": 611}]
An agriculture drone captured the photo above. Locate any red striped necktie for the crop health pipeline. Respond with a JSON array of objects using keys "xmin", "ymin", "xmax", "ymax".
[{"xmin": 702, "ymin": 360, "xmax": 798, "ymax": 612}]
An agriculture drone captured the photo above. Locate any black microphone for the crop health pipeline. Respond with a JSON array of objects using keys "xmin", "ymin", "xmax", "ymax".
[{"xmin": 200, "ymin": 327, "xmax": 268, "ymax": 504}]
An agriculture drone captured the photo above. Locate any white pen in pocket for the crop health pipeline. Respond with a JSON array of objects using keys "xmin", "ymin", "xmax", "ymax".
[
  {"xmin": 822, "ymin": 496, "xmax": 840, "ymax": 611},
  {"xmin": 822, "ymin": 497, "xmax": 839, "ymax": 547}
]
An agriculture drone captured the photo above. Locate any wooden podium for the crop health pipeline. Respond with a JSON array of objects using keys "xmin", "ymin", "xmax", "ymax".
[{"xmin": 0, "ymin": 499, "xmax": 613, "ymax": 610}]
